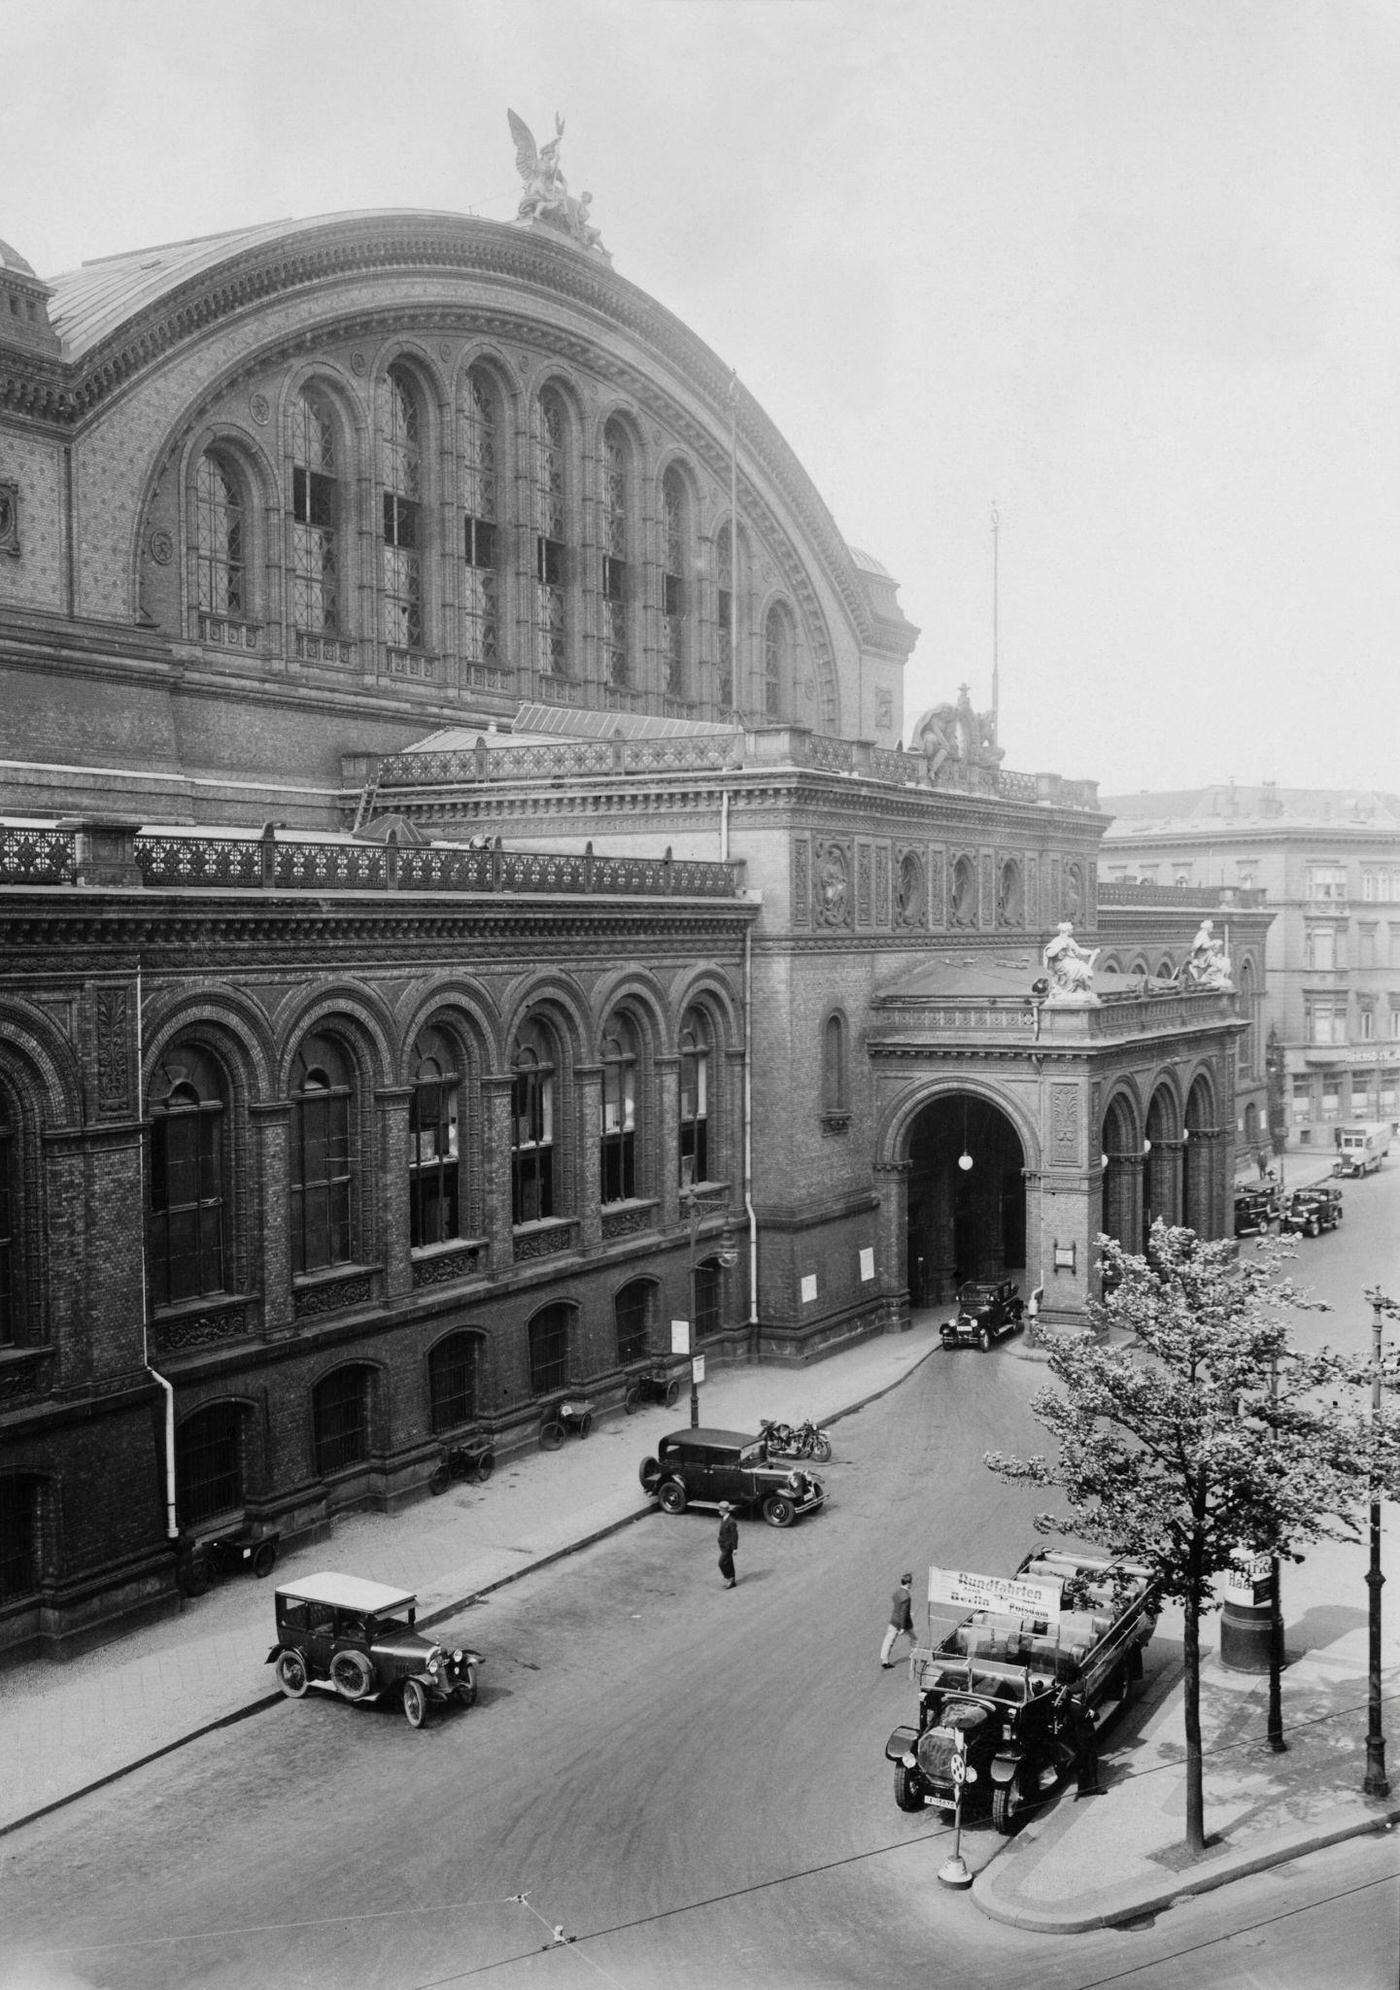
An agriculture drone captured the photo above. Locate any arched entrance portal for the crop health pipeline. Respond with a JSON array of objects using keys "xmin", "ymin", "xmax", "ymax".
[{"xmin": 905, "ymin": 1093, "xmax": 1026, "ymax": 1308}]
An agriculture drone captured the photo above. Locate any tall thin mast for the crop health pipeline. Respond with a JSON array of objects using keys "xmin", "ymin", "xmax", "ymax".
[
  {"xmin": 729, "ymin": 370, "xmax": 739, "ymax": 714},
  {"xmin": 991, "ymin": 500, "xmax": 1000, "ymax": 739}
]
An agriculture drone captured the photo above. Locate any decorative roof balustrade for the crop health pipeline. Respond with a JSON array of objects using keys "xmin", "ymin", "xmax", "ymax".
[
  {"xmin": 0, "ymin": 823, "xmax": 79, "ymax": 882},
  {"xmin": 368, "ymin": 726, "xmax": 1100, "ymax": 810},
  {"xmin": 1097, "ymin": 880, "xmax": 1268, "ymax": 909},
  {"xmin": 0, "ymin": 823, "xmax": 742, "ymax": 900},
  {"xmin": 869, "ymin": 984, "xmax": 1238, "ymax": 1046}
]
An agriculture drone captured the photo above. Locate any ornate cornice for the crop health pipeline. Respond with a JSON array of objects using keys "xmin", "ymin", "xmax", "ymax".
[{"xmin": 0, "ymin": 893, "xmax": 757, "ymax": 974}]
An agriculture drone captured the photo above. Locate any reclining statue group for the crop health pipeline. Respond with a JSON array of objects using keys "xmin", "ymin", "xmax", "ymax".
[{"xmin": 1041, "ymin": 916, "xmax": 1233, "ymax": 1004}]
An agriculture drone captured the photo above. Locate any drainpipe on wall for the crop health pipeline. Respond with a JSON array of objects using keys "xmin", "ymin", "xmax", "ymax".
[
  {"xmin": 744, "ymin": 925, "xmax": 757, "ymax": 1327},
  {"xmin": 136, "ymin": 963, "xmax": 179, "ymax": 1542}
]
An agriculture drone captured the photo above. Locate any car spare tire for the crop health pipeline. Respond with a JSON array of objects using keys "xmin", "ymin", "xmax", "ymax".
[
  {"xmin": 330, "ymin": 1648, "xmax": 375, "ymax": 1702},
  {"xmin": 639, "ymin": 1456, "xmax": 662, "ymax": 1493}
]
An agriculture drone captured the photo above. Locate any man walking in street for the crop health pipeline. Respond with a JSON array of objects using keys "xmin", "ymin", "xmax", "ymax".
[
  {"xmin": 880, "ymin": 1572, "xmax": 916, "ymax": 1667},
  {"xmin": 717, "ymin": 1502, "xmax": 739, "ymax": 1587}
]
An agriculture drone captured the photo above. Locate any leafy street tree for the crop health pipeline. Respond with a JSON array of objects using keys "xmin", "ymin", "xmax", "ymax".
[{"xmin": 986, "ymin": 1222, "xmax": 1384, "ymax": 1857}]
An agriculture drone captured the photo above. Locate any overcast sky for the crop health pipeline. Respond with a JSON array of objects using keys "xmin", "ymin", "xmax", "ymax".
[{"xmin": 8, "ymin": 0, "xmax": 1400, "ymax": 797}]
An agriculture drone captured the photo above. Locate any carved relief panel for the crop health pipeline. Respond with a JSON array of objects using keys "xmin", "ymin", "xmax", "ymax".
[
  {"xmin": 874, "ymin": 845, "xmax": 890, "ymax": 926},
  {"xmin": 792, "ymin": 838, "xmax": 810, "ymax": 927},
  {"xmin": 1050, "ymin": 1082, "xmax": 1081, "ymax": 1166},
  {"xmin": 813, "ymin": 840, "xmax": 852, "ymax": 928}
]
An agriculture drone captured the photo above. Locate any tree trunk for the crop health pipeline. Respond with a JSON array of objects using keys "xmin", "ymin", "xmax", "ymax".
[{"xmin": 1183, "ymin": 1595, "xmax": 1205, "ymax": 1856}]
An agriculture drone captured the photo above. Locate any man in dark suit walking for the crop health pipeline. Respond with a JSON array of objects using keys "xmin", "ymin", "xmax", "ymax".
[{"xmin": 717, "ymin": 1502, "xmax": 739, "ymax": 1587}]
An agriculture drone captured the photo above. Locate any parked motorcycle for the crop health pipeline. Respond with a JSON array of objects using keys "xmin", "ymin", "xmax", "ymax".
[{"xmin": 759, "ymin": 1417, "xmax": 832, "ymax": 1464}]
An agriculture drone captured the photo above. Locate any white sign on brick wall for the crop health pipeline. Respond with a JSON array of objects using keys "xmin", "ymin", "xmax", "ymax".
[
  {"xmin": 800, "ymin": 1273, "xmax": 817, "ymax": 1304},
  {"xmin": 859, "ymin": 1247, "xmax": 875, "ymax": 1281}
]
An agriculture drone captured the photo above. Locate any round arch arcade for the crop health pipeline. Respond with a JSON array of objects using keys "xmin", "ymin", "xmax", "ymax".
[{"xmin": 904, "ymin": 1092, "xmax": 1027, "ymax": 1309}]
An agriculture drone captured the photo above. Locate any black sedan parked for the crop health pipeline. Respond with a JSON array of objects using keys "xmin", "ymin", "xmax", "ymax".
[
  {"xmin": 639, "ymin": 1428, "xmax": 826, "ymax": 1527},
  {"xmin": 940, "ymin": 1278, "xmax": 1025, "ymax": 1351}
]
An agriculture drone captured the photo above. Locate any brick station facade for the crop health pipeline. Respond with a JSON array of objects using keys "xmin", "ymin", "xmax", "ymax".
[{"xmin": 0, "ymin": 208, "xmax": 1257, "ymax": 1657}]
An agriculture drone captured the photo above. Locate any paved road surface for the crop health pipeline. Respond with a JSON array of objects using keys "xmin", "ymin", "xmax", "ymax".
[{"xmin": 3, "ymin": 1199, "xmax": 1398, "ymax": 1988}]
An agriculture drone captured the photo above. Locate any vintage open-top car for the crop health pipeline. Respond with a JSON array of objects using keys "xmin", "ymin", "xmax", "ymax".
[
  {"xmin": 940, "ymin": 1278, "xmax": 1025, "ymax": 1350},
  {"xmin": 266, "ymin": 1571, "xmax": 482, "ymax": 1728},
  {"xmin": 1281, "ymin": 1184, "xmax": 1343, "ymax": 1237},
  {"xmin": 639, "ymin": 1427, "xmax": 825, "ymax": 1527}
]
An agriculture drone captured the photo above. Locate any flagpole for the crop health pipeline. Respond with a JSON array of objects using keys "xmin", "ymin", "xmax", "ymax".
[
  {"xmin": 729, "ymin": 370, "xmax": 739, "ymax": 716},
  {"xmin": 991, "ymin": 500, "xmax": 1000, "ymax": 740}
]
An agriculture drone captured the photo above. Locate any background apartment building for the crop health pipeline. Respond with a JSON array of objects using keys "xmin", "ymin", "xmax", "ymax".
[{"xmin": 1101, "ymin": 784, "xmax": 1400, "ymax": 1158}]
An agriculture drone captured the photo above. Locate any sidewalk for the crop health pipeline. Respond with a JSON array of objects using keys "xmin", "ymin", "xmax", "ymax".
[
  {"xmin": 973, "ymin": 1500, "xmax": 1400, "ymax": 1930},
  {"xmin": 0, "ymin": 1321, "xmax": 942, "ymax": 1836},
  {"xmin": 4, "ymin": 1318, "xmax": 1398, "ymax": 1943}
]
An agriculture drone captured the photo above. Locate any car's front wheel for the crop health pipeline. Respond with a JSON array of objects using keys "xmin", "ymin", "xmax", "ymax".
[
  {"xmin": 330, "ymin": 1649, "xmax": 375, "ymax": 1702},
  {"xmin": 275, "ymin": 1649, "xmax": 309, "ymax": 1699},
  {"xmin": 978, "ymin": 1327, "xmax": 993, "ymax": 1352},
  {"xmin": 992, "ymin": 1768, "xmax": 1029, "ymax": 1835},
  {"xmin": 763, "ymin": 1493, "xmax": 796, "ymax": 1528},
  {"xmin": 657, "ymin": 1480, "xmax": 688, "ymax": 1515},
  {"xmin": 454, "ymin": 1672, "xmax": 478, "ymax": 1709},
  {"xmin": 401, "ymin": 1677, "xmax": 429, "ymax": 1728},
  {"xmin": 894, "ymin": 1762, "xmax": 923, "ymax": 1811}
]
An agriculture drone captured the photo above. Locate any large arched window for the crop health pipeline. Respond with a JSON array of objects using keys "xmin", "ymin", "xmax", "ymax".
[
  {"xmin": 763, "ymin": 602, "xmax": 792, "ymax": 720},
  {"xmin": 149, "ymin": 1047, "xmax": 228, "ymax": 1309},
  {"xmin": 291, "ymin": 1033, "xmax": 354, "ymax": 1275},
  {"xmin": 614, "ymin": 1278, "xmax": 655, "ymax": 1365},
  {"xmin": 512, "ymin": 1020, "xmax": 556, "ymax": 1224},
  {"xmin": 528, "ymin": 1303, "xmax": 571, "ymax": 1396},
  {"xmin": 534, "ymin": 388, "xmax": 568, "ymax": 678},
  {"xmin": 312, "ymin": 1364, "xmax": 373, "ymax": 1475},
  {"xmin": 176, "ymin": 1402, "xmax": 245, "ymax": 1528},
  {"xmin": 379, "ymin": 366, "xmax": 424, "ymax": 651},
  {"xmin": 194, "ymin": 450, "xmax": 246, "ymax": 624},
  {"xmin": 429, "ymin": 1330, "xmax": 482, "ymax": 1433},
  {"xmin": 601, "ymin": 1015, "xmax": 639, "ymax": 1203},
  {"xmin": 460, "ymin": 366, "xmax": 500, "ymax": 667},
  {"xmin": 679, "ymin": 1010, "xmax": 712, "ymax": 1185},
  {"xmin": 694, "ymin": 1258, "xmax": 724, "ymax": 1340},
  {"xmin": 661, "ymin": 466, "xmax": 690, "ymax": 702},
  {"xmin": 290, "ymin": 389, "xmax": 341, "ymax": 644},
  {"xmin": 601, "ymin": 419, "xmax": 631, "ymax": 687},
  {"xmin": 0, "ymin": 1097, "xmax": 18, "ymax": 1347},
  {"xmin": 715, "ymin": 524, "xmax": 739, "ymax": 711},
  {"xmin": 409, "ymin": 1026, "xmax": 461, "ymax": 1249}
]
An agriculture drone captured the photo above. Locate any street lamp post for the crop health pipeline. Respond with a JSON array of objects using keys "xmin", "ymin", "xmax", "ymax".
[
  {"xmin": 1267, "ymin": 1351, "xmax": 1286, "ymax": 1753},
  {"xmin": 1363, "ymin": 1293, "xmax": 1390, "ymax": 1799},
  {"xmin": 683, "ymin": 1179, "xmax": 738, "ymax": 1429}
]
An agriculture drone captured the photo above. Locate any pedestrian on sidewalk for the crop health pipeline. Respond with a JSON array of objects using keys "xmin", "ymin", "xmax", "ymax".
[
  {"xmin": 1058, "ymin": 1678, "xmax": 1106, "ymax": 1799},
  {"xmin": 880, "ymin": 1572, "xmax": 916, "ymax": 1667},
  {"xmin": 717, "ymin": 1503, "xmax": 739, "ymax": 1588}
]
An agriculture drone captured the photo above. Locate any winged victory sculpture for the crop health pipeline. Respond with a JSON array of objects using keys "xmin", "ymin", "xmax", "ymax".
[{"xmin": 507, "ymin": 110, "xmax": 610, "ymax": 259}]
